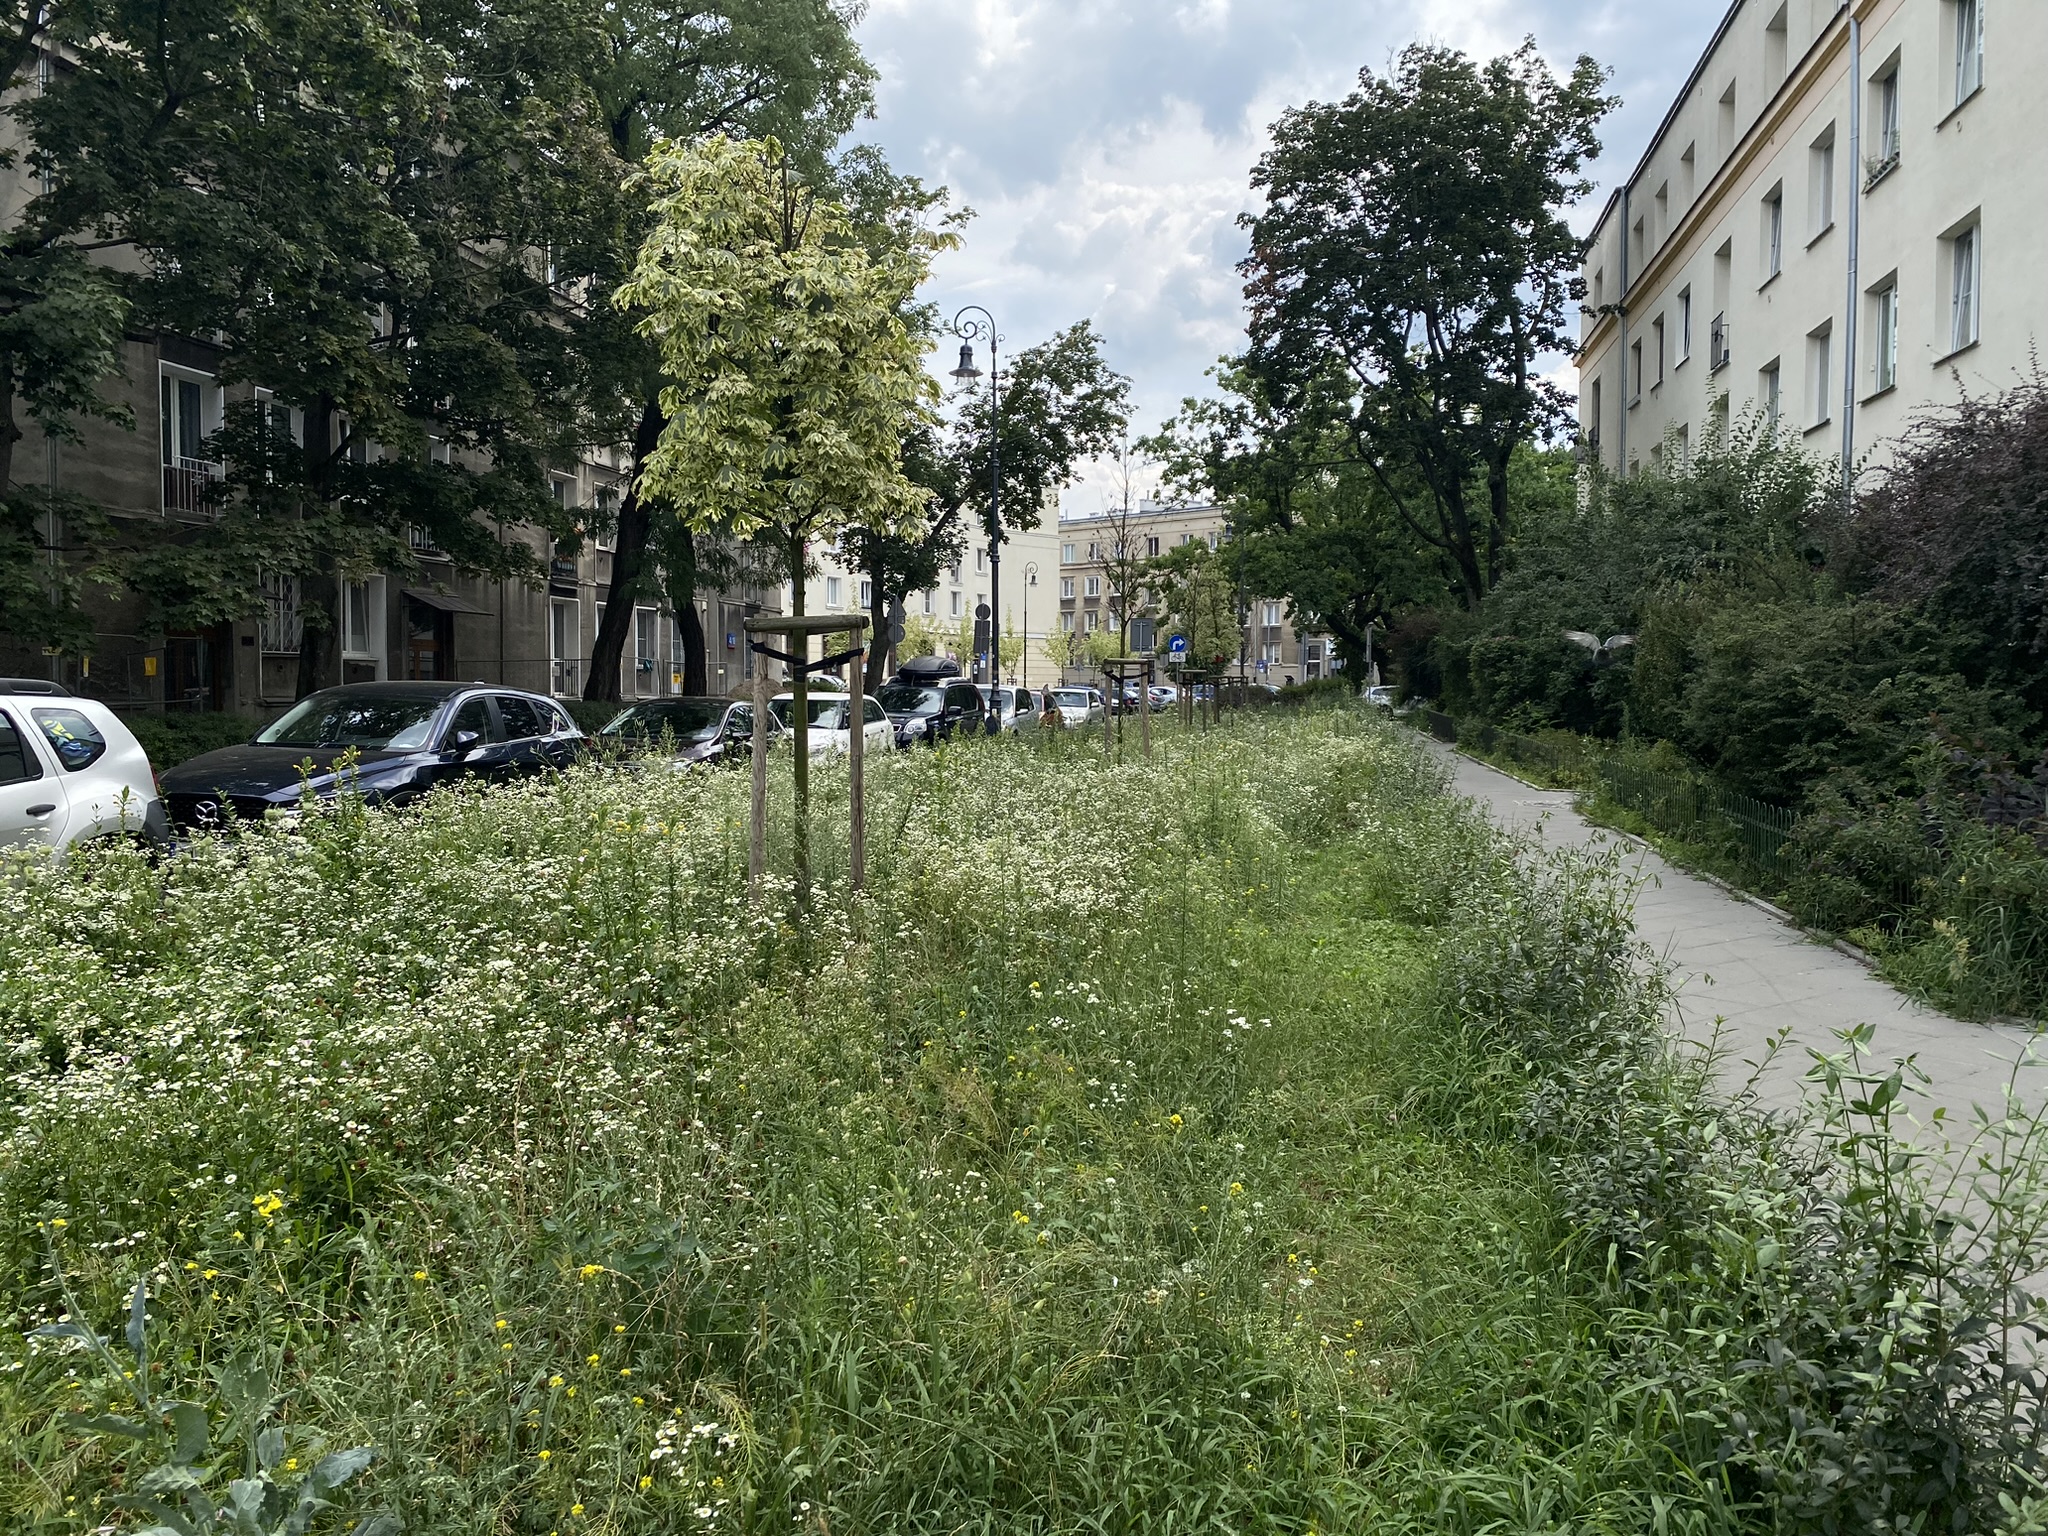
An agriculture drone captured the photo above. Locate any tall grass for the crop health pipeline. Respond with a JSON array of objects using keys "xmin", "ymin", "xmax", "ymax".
[{"xmin": 4, "ymin": 711, "xmax": 2046, "ymax": 1533}]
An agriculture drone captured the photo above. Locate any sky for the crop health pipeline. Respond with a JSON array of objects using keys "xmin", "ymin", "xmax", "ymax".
[{"xmin": 852, "ymin": 0, "xmax": 1730, "ymax": 511}]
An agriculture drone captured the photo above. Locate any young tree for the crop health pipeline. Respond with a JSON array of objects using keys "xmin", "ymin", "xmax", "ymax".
[
  {"xmin": 1240, "ymin": 41, "xmax": 1611, "ymax": 608},
  {"xmin": 620, "ymin": 134, "xmax": 942, "ymax": 884},
  {"xmin": 580, "ymin": 0, "xmax": 876, "ymax": 701},
  {"xmin": 1151, "ymin": 540, "xmax": 1243, "ymax": 671},
  {"xmin": 1093, "ymin": 439, "xmax": 1158, "ymax": 658}
]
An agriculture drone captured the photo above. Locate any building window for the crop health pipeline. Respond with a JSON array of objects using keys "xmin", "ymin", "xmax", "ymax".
[
  {"xmin": 1871, "ymin": 64, "xmax": 1901, "ymax": 178},
  {"xmin": 1145, "ymin": 535, "xmax": 1160, "ymax": 557},
  {"xmin": 1084, "ymin": 610, "xmax": 1099, "ymax": 632},
  {"xmin": 860, "ymin": 578, "xmax": 872, "ymax": 608},
  {"xmin": 1762, "ymin": 360, "xmax": 1782, "ymax": 425},
  {"xmin": 1261, "ymin": 601, "xmax": 1282, "ymax": 628},
  {"xmin": 1872, "ymin": 279, "xmax": 1900, "ymax": 392},
  {"xmin": 1586, "ymin": 378, "xmax": 1602, "ymax": 452},
  {"xmin": 549, "ymin": 598, "xmax": 579, "ymax": 697},
  {"xmin": 1592, "ymin": 267, "xmax": 1605, "ymax": 309},
  {"xmin": 259, "ymin": 572, "xmax": 301, "ymax": 654},
  {"xmin": 1677, "ymin": 288, "xmax": 1692, "ymax": 363},
  {"xmin": 634, "ymin": 608, "xmax": 658, "ymax": 693},
  {"xmin": 1948, "ymin": 223, "xmax": 1979, "ymax": 352},
  {"xmin": 342, "ymin": 579, "xmax": 382, "ymax": 663},
  {"xmin": 1628, "ymin": 339, "xmax": 1643, "ymax": 404},
  {"xmin": 1809, "ymin": 127, "xmax": 1835, "ymax": 237},
  {"xmin": 159, "ymin": 366, "xmax": 224, "ymax": 516},
  {"xmin": 949, "ymin": 590, "xmax": 961, "ymax": 618},
  {"xmin": 1762, "ymin": 184, "xmax": 1783, "ymax": 279},
  {"xmin": 1953, "ymin": 0, "xmax": 1984, "ymax": 104},
  {"xmin": 1059, "ymin": 576, "xmax": 1074, "ymax": 599},
  {"xmin": 1060, "ymin": 543, "xmax": 1075, "ymax": 564},
  {"xmin": 825, "ymin": 575, "xmax": 842, "ymax": 609},
  {"xmin": 1058, "ymin": 612, "xmax": 1074, "ymax": 633},
  {"xmin": 1652, "ymin": 315, "xmax": 1666, "ymax": 388},
  {"xmin": 1807, "ymin": 325, "xmax": 1832, "ymax": 426},
  {"xmin": 921, "ymin": 590, "xmax": 933, "ymax": 615},
  {"xmin": 1084, "ymin": 575, "xmax": 1101, "ymax": 598}
]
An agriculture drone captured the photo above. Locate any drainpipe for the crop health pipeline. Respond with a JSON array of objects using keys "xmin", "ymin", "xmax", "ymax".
[
  {"xmin": 1616, "ymin": 185, "xmax": 1631, "ymax": 474},
  {"xmin": 1840, "ymin": 7, "xmax": 1863, "ymax": 498}
]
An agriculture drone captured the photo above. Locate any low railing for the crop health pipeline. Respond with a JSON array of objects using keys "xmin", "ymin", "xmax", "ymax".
[
  {"xmin": 551, "ymin": 659, "xmax": 581, "ymax": 697},
  {"xmin": 1597, "ymin": 756, "xmax": 1798, "ymax": 879},
  {"xmin": 162, "ymin": 457, "xmax": 222, "ymax": 517}
]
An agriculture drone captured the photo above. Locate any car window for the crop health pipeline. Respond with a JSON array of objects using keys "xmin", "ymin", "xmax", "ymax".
[
  {"xmin": 0, "ymin": 711, "xmax": 42, "ymax": 785},
  {"xmin": 32, "ymin": 707, "xmax": 108, "ymax": 772},
  {"xmin": 444, "ymin": 696, "xmax": 498, "ymax": 746},
  {"xmin": 546, "ymin": 702, "xmax": 575, "ymax": 733},
  {"xmin": 946, "ymin": 685, "xmax": 980, "ymax": 713},
  {"xmin": 495, "ymin": 694, "xmax": 544, "ymax": 739},
  {"xmin": 864, "ymin": 698, "xmax": 886, "ymax": 724},
  {"xmin": 257, "ymin": 690, "xmax": 445, "ymax": 750}
]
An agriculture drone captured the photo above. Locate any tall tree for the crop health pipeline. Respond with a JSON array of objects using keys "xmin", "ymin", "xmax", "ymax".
[
  {"xmin": 580, "ymin": 0, "xmax": 875, "ymax": 702},
  {"xmin": 1240, "ymin": 41, "xmax": 1610, "ymax": 608},
  {"xmin": 619, "ymin": 133, "xmax": 941, "ymax": 886}
]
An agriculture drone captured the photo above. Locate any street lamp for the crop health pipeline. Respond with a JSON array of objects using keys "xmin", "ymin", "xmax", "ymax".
[
  {"xmin": 1021, "ymin": 561, "xmax": 1038, "ymax": 686},
  {"xmin": 950, "ymin": 305, "xmax": 1003, "ymax": 685}
]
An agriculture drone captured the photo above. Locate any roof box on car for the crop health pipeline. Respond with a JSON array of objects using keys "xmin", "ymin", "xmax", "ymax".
[{"xmin": 0, "ymin": 677, "xmax": 71, "ymax": 695}]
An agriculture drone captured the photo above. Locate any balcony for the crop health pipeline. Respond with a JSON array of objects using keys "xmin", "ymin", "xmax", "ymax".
[
  {"xmin": 162, "ymin": 457, "xmax": 222, "ymax": 517},
  {"xmin": 551, "ymin": 658, "xmax": 581, "ymax": 697},
  {"xmin": 549, "ymin": 556, "xmax": 580, "ymax": 587},
  {"xmin": 1709, "ymin": 313, "xmax": 1730, "ymax": 373}
]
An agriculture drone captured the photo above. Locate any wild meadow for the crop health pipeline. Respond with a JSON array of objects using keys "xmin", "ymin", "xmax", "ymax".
[{"xmin": 5, "ymin": 710, "xmax": 2048, "ymax": 1534}]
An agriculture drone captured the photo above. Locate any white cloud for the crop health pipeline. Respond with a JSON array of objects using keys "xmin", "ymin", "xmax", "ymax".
[{"xmin": 858, "ymin": 0, "xmax": 1725, "ymax": 509}]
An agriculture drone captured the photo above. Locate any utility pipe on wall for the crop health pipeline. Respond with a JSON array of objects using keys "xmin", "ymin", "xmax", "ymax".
[{"xmin": 1840, "ymin": 8, "xmax": 1862, "ymax": 496}]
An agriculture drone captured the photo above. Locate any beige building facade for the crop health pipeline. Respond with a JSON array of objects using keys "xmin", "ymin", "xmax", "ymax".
[
  {"xmin": 1577, "ymin": 0, "xmax": 2038, "ymax": 480},
  {"xmin": 1054, "ymin": 502, "xmax": 1336, "ymax": 686}
]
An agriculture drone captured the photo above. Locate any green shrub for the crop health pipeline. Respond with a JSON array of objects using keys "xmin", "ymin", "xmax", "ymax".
[{"xmin": 121, "ymin": 710, "xmax": 270, "ymax": 771}]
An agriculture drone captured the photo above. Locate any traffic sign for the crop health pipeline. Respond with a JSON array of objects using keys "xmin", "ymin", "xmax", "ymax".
[
  {"xmin": 974, "ymin": 602, "xmax": 991, "ymax": 621},
  {"xmin": 1167, "ymin": 634, "xmax": 1189, "ymax": 655}
]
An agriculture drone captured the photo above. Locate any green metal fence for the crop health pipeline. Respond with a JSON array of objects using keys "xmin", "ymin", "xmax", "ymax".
[{"xmin": 1596, "ymin": 755, "xmax": 1799, "ymax": 879}]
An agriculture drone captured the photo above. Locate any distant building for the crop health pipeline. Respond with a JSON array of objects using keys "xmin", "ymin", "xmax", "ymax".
[
  {"xmin": 1577, "ymin": 0, "xmax": 2041, "ymax": 478},
  {"xmin": 1054, "ymin": 501, "xmax": 1333, "ymax": 685}
]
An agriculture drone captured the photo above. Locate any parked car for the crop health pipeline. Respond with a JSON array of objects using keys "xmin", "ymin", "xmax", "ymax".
[
  {"xmin": 1363, "ymin": 685, "xmax": 1399, "ymax": 711},
  {"xmin": 159, "ymin": 681, "xmax": 581, "ymax": 831},
  {"xmin": 1147, "ymin": 683, "xmax": 1180, "ymax": 711},
  {"xmin": 977, "ymin": 684, "xmax": 1040, "ymax": 735},
  {"xmin": 875, "ymin": 680, "xmax": 988, "ymax": 747},
  {"xmin": 768, "ymin": 691, "xmax": 893, "ymax": 756},
  {"xmin": 1048, "ymin": 686, "xmax": 1104, "ymax": 728},
  {"xmin": 595, "ymin": 696, "xmax": 778, "ymax": 765},
  {"xmin": 0, "ymin": 683, "xmax": 169, "ymax": 855}
]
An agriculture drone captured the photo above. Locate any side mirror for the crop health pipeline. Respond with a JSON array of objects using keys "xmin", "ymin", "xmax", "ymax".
[{"xmin": 445, "ymin": 729, "xmax": 482, "ymax": 758}]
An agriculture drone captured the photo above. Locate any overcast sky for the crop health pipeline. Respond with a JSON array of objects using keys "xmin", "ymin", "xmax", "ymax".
[{"xmin": 854, "ymin": 0, "xmax": 1727, "ymax": 510}]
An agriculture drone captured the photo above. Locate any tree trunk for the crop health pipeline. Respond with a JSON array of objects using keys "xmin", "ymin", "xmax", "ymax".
[
  {"xmin": 585, "ymin": 399, "xmax": 666, "ymax": 702},
  {"xmin": 680, "ymin": 588, "xmax": 708, "ymax": 694},
  {"xmin": 0, "ymin": 364, "xmax": 21, "ymax": 498},
  {"xmin": 788, "ymin": 526, "xmax": 809, "ymax": 903},
  {"xmin": 863, "ymin": 558, "xmax": 890, "ymax": 695},
  {"xmin": 295, "ymin": 396, "xmax": 342, "ymax": 699}
]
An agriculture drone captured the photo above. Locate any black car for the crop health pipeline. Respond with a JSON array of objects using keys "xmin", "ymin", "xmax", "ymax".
[
  {"xmin": 594, "ymin": 696, "xmax": 780, "ymax": 765},
  {"xmin": 875, "ymin": 679, "xmax": 987, "ymax": 747},
  {"xmin": 161, "ymin": 681, "xmax": 581, "ymax": 831}
]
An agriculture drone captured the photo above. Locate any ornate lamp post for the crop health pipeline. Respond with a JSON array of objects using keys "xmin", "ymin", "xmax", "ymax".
[
  {"xmin": 949, "ymin": 306, "xmax": 1002, "ymax": 686},
  {"xmin": 1021, "ymin": 561, "xmax": 1037, "ymax": 686}
]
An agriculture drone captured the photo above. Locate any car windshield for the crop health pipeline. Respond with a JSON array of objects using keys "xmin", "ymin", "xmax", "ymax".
[
  {"xmin": 876, "ymin": 684, "xmax": 942, "ymax": 715},
  {"xmin": 1052, "ymin": 690, "xmax": 1089, "ymax": 707},
  {"xmin": 771, "ymin": 696, "xmax": 855, "ymax": 730},
  {"xmin": 254, "ymin": 691, "xmax": 444, "ymax": 750},
  {"xmin": 600, "ymin": 699, "xmax": 724, "ymax": 743}
]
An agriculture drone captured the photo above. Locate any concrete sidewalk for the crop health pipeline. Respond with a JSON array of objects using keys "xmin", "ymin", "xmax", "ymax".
[{"xmin": 1431, "ymin": 742, "xmax": 2047, "ymax": 1126}]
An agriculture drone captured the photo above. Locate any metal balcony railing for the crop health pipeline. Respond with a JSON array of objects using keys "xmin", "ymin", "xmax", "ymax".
[
  {"xmin": 162, "ymin": 457, "xmax": 222, "ymax": 517},
  {"xmin": 551, "ymin": 659, "xmax": 581, "ymax": 697}
]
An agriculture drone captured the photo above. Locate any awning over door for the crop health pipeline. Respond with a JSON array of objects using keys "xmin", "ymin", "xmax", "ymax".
[{"xmin": 402, "ymin": 587, "xmax": 492, "ymax": 616}]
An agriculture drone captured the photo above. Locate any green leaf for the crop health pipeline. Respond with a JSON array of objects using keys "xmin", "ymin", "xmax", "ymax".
[
  {"xmin": 66, "ymin": 1411, "xmax": 148, "ymax": 1439},
  {"xmin": 256, "ymin": 1425, "xmax": 286, "ymax": 1471},
  {"xmin": 167, "ymin": 1400, "xmax": 210, "ymax": 1465}
]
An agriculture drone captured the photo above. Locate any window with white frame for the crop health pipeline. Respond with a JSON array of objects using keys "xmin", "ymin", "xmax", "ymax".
[
  {"xmin": 1948, "ymin": 222, "xmax": 1980, "ymax": 353},
  {"xmin": 859, "ymin": 578, "xmax": 872, "ymax": 608},
  {"xmin": 1677, "ymin": 288, "xmax": 1692, "ymax": 363},
  {"xmin": 634, "ymin": 607, "xmax": 658, "ymax": 691},
  {"xmin": 159, "ymin": 365, "xmax": 223, "ymax": 515},
  {"xmin": 1628, "ymin": 339, "xmax": 1643, "ymax": 403},
  {"xmin": 1084, "ymin": 575, "xmax": 1101, "ymax": 598},
  {"xmin": 1652, "ymin": 315, "xmax": 1666, "ymax": 389},
  {"xmin": 825, "ymin": 575, "xmax": 842, "ymax": 608},
  {"xmin": 949, "ymin": 590, "xmax": 961, "ymax": 618},
  {"xmin": 1873, "ymin": 63, "xmax": 1901, "ymax": 172},
  {"xmin": 259, "ymin": 571, "xmax": 301, "ymax": 654},
  {"xmin": 1261, "ymin": 601, "xmax": 1282, "ymax": 628},
  {"xmin": 1762, "ymin": 184, "xmax": 1784, "ymax": 279},
  {"xmin": 1084, "ymin": 610, "xmax": 1099, "ymax": 632},
  {"xmin": 1060, "ymin": 543, "xmax": 1075, "ymax": 564},
  {"xmin": 1953, "ymin": 0, "xmax": 1984, "ymax": 105},
  {"xmin": 1761, "ymin": 360, "xmax": 1782, "ymax": 425},
  {"xmin": 1871, "ymin": 278, "xmax": 1900, "ymax": 392},
  {"xmin": 342, "ymin": 578, "xmax": 383, "ymax": 663},
  {"xmin": 1806, "ymin": 324, "xmax": 1832, "ymax": 427},
  {"xmin": 550, "ymin": 597, "xmax": 579, "ymax": 696},
  {"xmin": 921, "ymin": 590, "xmax": 933, "ymax": 615},
  {"xmin": 1058, "ymin": 612, "xmax": 1074, "ymax": 633},
  {"xmin": 1059, "ymin": 576, "xmax": 1074, "ymax": 599},
  {"xmin": 1809, "ymin": 126, "xmax": 1835, "ymax": 237}
]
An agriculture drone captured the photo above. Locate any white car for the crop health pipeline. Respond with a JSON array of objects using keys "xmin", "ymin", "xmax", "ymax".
[
  {"xmin": 1049, "ymin": 686, "xmax": 1105, "ymax": 727},
  {"xmin": 0, "ymin": 682, "xmax": 168, "ymax": 856},
  {"xmin": 769, "ymin": 692, "xmax": 894, "ymax": 756}
]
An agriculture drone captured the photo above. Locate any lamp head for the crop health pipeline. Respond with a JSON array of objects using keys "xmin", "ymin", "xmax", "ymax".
[{"xmin": 949, "ymin": 343, "xmax": 982, "ymax": 383}]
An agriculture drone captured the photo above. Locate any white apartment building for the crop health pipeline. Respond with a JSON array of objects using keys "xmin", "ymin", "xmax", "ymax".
[{"xmin": 1577, "ymin": 0, "xmax": 2040, "ymax": 479}]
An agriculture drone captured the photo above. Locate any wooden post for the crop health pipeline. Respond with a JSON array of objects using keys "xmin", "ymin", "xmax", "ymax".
[
  {"xmin": 750, "ymin": 640, "xmax": 769, "ymax": 892},
  {"xmin": 1102, "ymin": 667, "xmax": 1113, "ymax": 761},
  {"xmin": 1138, "ymin": 661, "xmax": 1152, "ymax": 762},
  {"xmin": 848, "ymin": 640, "xmax": 865, "ymax": 892}
]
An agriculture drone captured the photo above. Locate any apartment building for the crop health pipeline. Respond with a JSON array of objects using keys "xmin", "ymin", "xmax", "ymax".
[
  {"xmin": 799, "ymin": 517, "xmax": 1065, "ymax": 685},
  {"xmin": 1578, "ymin": 0, "xmax": 2039, "ymax": 479},
  {"xmin": 1054, "ymin": 502, "xmax": 1334, "ymax": 685}
]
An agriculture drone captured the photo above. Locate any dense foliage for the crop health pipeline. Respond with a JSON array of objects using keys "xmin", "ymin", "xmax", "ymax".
[{"xmin": 7, "ymin": 714, "xmax": 2048, "ymax": 1532}]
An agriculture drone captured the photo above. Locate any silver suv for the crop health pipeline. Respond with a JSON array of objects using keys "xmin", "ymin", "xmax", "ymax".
[{"xmin": 0, "ymin": 682, "xmax": 167, "ymax": 856}]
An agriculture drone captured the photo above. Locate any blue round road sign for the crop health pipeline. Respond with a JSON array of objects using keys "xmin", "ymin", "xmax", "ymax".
[{"xmin": 1167, "ymin": 635, "xmax": 1189, "ymax": 654}]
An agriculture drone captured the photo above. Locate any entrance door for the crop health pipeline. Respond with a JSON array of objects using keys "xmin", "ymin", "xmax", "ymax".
[
  {"xmin": 404, "ymin": 602, "xmax": 452, "ymax": 680},
  {"xmin": 163, "ymin": 625, "xmax": 230, "ymax": 712}
]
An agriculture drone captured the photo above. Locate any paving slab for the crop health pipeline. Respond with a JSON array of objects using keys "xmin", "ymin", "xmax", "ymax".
[{"xmin": 1430, "ymin": 742, "xmax": 2048, "ymax": 1130}]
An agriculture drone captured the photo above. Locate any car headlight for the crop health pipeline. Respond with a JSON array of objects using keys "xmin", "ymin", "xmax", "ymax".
[{"xmin": 902, "ymin": 718, "xmax": 926, "ymax": 738}]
